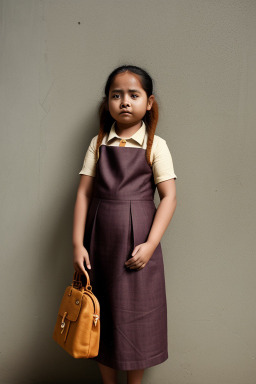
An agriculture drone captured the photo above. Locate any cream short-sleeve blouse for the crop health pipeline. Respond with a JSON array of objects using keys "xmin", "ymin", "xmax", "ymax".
[{"xmin": 79, "ymin": 120, "xmax": 177, "ymax": 185}]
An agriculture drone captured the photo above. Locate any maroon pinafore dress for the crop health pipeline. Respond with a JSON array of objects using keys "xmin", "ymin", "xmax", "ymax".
[{"xmin": 83, "ymin": 144, "xmax": 168, "ymax": 371}]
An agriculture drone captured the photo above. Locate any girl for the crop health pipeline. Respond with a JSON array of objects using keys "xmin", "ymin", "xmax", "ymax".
[{"xmin": 72, "ymin": 65, "xmax": 177, "ymax": 384}]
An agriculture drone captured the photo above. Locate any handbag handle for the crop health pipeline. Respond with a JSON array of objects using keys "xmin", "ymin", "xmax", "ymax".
[{"xmin": 72, "ymin": 270, "xmax": 93, "ymax": 292}]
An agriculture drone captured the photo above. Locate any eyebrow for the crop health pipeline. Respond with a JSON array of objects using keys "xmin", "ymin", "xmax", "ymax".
[{"xmin": 111, "ymin": 89, "xmax": 141, "ymax": 93}]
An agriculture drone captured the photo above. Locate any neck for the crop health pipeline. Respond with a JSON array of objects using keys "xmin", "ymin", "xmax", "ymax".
[{"xmin": 115, "ymin": 121, "xmax": 142, "ymax": 138}]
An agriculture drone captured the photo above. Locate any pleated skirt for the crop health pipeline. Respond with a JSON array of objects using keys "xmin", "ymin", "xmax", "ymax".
[{"xmin": 83, "ymin": 196, "xmax": 168, "ymax": 371}]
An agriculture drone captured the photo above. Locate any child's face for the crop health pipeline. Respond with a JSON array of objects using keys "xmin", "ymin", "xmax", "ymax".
[{"xmin": 108, "ymin": 72, "xmax": 154, "ymax": 126}]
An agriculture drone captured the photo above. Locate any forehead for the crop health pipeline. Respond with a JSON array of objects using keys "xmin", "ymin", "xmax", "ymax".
[{"xmin": 110, "ymin": 72, "xmax": 143, "ymax": 90}]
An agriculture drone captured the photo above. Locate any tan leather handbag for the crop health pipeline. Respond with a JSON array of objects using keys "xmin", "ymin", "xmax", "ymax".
[{"xmin": 52, "ymin": 270, "xmax": 100, "ymax": 358}]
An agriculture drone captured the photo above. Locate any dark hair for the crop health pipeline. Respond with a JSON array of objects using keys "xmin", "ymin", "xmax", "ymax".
[
  {"xmin": 96, "ymin": 65, "xmax": 159, "ymax": 166},
  {"xmin": 105, "ymin": 65, "xmax": 153, "ymax": 99}
]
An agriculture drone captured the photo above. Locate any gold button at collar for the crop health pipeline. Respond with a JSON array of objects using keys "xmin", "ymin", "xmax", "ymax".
[{"xmin": 119, "ymin": 139, "xmax": 127, "ymax": 147}]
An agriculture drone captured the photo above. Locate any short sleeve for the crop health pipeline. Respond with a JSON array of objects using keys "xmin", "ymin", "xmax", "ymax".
[
  {"xmin": 78, "ymin": 135, "xmax": 98, "ymax": 177},
  {"xmin": 152, "ymin": 138, "xmax": 177, "ymax": 184}
]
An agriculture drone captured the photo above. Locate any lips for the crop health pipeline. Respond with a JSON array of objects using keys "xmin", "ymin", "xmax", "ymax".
[{"xmin": 120, "ymin": 111, "xmax": 131, "ymax": 114}]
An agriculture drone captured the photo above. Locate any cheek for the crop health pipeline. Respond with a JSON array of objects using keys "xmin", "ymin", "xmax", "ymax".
[
  {"xmin": 135, "ymin": 99, "xmax": 148, "ymax": 109},
  {"xmin": 108, "ymin": 101, "xmax": 117, "ymax": 112},
  {"xmin": 109, "ymin": 99, "xmax": 119, "ymax": 108}
]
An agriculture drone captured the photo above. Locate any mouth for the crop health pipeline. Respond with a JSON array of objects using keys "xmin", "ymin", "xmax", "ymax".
[{"xmin": 120, "ymin": 111, "xmax": 132, "ymax": 114}]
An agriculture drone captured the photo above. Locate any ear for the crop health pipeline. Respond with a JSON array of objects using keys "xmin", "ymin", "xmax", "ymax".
[{"xmin": 146, "ymin": 95, "xmax": 155, "ymax": 111}]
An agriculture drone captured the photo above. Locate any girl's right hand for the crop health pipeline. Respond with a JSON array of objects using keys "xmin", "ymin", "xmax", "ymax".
[{"xmin": 73, "ymin": 245, "xmax": 91, "ymax": 275}]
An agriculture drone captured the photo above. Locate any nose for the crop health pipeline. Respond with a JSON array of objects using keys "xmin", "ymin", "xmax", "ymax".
[{"xmin": 121, "ymin": 97, "xmax": 130, "ymax": 108}]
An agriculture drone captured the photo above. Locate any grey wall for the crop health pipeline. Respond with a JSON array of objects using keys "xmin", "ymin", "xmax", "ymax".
[{"xmin": 1, "ymin": 0, "xmax": 256, "ymax": 383}]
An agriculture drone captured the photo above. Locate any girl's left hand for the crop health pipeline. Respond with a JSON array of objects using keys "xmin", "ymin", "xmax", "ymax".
[{"xmin": 125, "ymin": 241, "xmax": 156, "ymax": 271}]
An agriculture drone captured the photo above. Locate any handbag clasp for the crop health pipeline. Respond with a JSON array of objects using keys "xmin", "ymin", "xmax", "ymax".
[
  {"xmin": 93, "ymin": 314, "xmax": 99, "ymax": 327},
  {"xmin": 61, "ymin": 311, "xmax": 68, "ymax": 334}
]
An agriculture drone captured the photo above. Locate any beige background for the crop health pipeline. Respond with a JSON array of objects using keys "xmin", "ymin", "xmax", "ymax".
[{"xmin": 1, "ymin": 0, "xmax": 256, "ymax": 383}]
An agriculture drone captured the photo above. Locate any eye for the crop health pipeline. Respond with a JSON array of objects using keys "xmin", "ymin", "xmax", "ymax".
[
  {"xmin": 132, "ymin": 94, "xmax": 139, "ymax": 99},
  {"xmin": 112, "ymin": 94, "xmax": 120, "ymax": 99}
]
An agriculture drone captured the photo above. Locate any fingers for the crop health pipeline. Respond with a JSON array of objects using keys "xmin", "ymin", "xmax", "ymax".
[
  {"xmin": 126, "ymin": 243, "xmax": 152, "ymax": 270},
  {"xmin": 125, "ymin": 246, "xmax": 141, "ymax": 268},
  {"xmin": 80, "ymin": 263, "xmax": 88, "ymax": 276},
  {"xmin": 84, "ymin": 254, "xmax": 91, "ymax": 270},
  {"xmin": 73, "ymin": 252, "xmax": 92, "ymax": 276},
  {"xmin": 131, "ymin": 245, "xmax": 140, "ymax": 257},
  {"xmin": 74, "ymin": 264, "xmax": 85, "ymax": 275},
  {"xmin": 130, "ymin": 261, "xmax": 145, "ymax": 270},
  {"xmin": 137, "ymin": 263, "xmax": 146, "ymax": 270},
  {"xmin": 125, "ymin": 257, "xmax": 146, "ymax": 270},
  {"xmin": 74, "ymin": 262, "xmax": 90, "ymax": 275},
  {"xmin": 125, "ymin": 252, "xmax": 141, "ymax": 267}
]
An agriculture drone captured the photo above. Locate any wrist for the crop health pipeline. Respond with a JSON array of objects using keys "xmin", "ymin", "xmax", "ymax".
[
  {"xmin": 146, "ymin": 239, "xmax": 159, "ymax": 251},
  {"xmin": 73, "ymin": 242, "xmax": 83, "ymax": 249}
]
